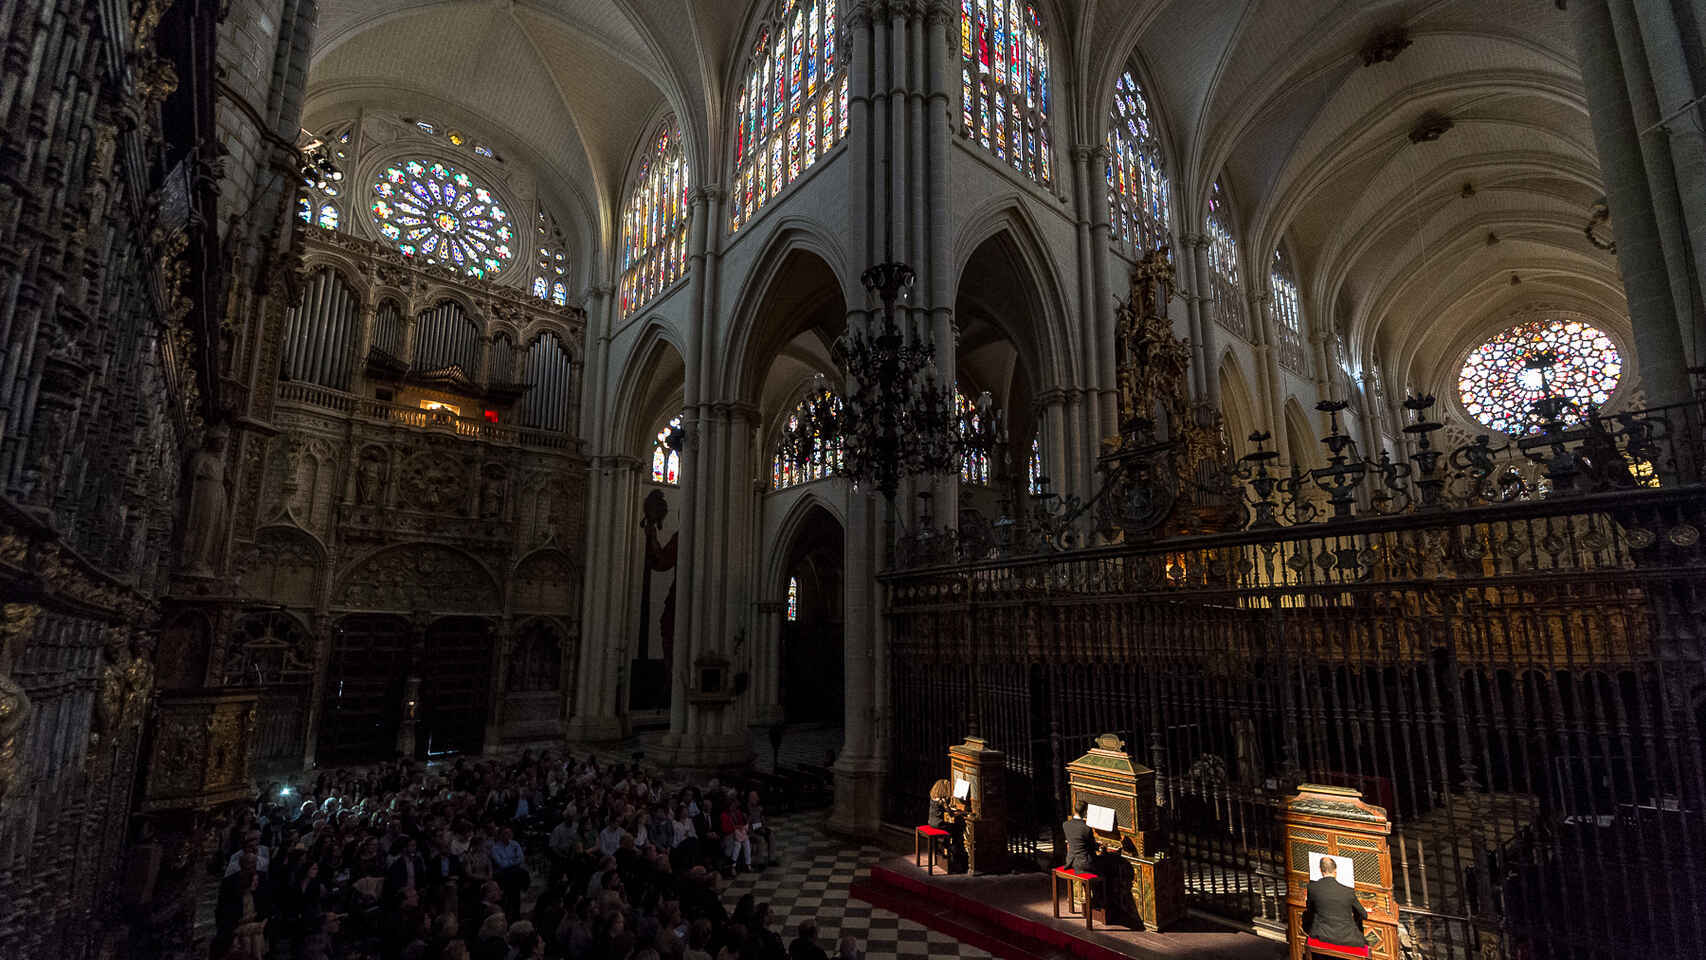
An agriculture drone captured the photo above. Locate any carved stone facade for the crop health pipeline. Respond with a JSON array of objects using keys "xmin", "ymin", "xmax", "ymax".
[{"xmin": 213, "ymin": 233, "xmax": 587, "ymax": 768}]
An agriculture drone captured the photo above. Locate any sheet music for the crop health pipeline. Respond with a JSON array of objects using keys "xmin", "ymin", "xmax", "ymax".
[
  {"xmin": 1086, "ymin": 803, "xmax": 1116, "ymax": 832},
  {"xmin": 1308, "ymin": 851, "xmax": 1356, "ymax": 889},
  {"xmin": 952, "ymin": 777, "xmax": 971, "ymax": 800}
]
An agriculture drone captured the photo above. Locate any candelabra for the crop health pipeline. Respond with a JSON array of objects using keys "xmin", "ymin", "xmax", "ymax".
[{"xmin": 835, "ymin": 262, "xmax": 960, "ymax": 502}]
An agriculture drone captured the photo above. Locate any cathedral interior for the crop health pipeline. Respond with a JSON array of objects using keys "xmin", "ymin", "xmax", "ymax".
[{"xmin": 3, "ymin": 0, "xmax": 1705, "ymax": 958}]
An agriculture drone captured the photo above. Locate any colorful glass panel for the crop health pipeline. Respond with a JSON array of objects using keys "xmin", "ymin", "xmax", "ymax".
[
  {"xmin": 1204, "ymin": 178, "xmax": 1247, "ymax": 340},
  {"xmin": 652, "ymin": 415, "xmax": 683, "ymax": 484},
  {"xmin": 771, "ymin": 388, "xmax": 845, "ymax": 489},
  {"xmin": 787, "ymin": 576, "xmax": 799, "ymax": 621},
  {"xmin": 956, "ymin": 387, "xmax": 991, "ymax": 485},
  {"xmin": 1028, "ymin": 434, "xmax": 1044, "ymax": 495},
  {"xmin": 620, "ymin": 118, "xmax": 691, "ymax": 317},
  {"xmin": 1270, "ymin": 245, "xmax": 1308, "ymax": 374},
  {"xmin": 369, "ymin": 160, "xmax": 514, "ymax": 278},
  {"xmin": 1107, "ymin": 69, "xmax": 1170, "ymax": 252},
  {"xmin": 1458, "ymin": 315, "xmax": 1622, "ymax": 434},
  {"xmin": 961, "ymin": 1, "xmax": 1051, "ymax": 186},
  {"xmin": 731, "ymin": 0, "xmax": 847, "ymax": 231}
]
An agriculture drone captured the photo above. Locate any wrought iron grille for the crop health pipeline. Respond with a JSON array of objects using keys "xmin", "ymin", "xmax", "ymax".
[{"xmin": 883, "ymin": 455, "xmax": 1706, "ymax": 959}]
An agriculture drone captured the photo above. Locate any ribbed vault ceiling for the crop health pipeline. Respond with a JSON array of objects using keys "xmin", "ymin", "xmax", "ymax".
[{"xmin": 303, "ymin": 0, "xmax": 1618, "ymax": 399}]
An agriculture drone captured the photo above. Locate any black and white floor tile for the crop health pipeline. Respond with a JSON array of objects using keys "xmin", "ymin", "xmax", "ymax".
[{"xmin": 721, "ymin": 810, "xmax": 991, "ymax": 959}]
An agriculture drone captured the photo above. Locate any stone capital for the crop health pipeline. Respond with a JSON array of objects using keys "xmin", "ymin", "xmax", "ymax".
[{"xmin": 1073, "ymin": 144, "xmax": 1109, "ymax": 164}]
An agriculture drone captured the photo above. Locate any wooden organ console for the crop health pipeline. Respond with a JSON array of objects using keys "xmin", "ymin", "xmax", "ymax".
[
  {"xmin": 944, "ymin": 735, "xmax": 1008, "ymax": 875},
  {"xmin": 1064, "ymin": 733, "xmax": 1185, "ymax": 931}
]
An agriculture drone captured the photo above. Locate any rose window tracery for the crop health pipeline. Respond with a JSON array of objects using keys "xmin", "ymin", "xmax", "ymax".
[{"xmin": 370, "ymin": 160, "xmax": 515, "ymax": 278}]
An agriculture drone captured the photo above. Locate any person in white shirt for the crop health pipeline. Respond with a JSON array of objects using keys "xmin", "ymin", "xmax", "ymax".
[{"xmin": 224, "ymin": 830, "xmax": 270, "ymax": 877}]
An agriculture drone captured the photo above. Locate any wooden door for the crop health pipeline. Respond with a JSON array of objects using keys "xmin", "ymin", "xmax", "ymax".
[
  {"xmin": 318, "ymin": 614, "xmax": 410, "ymax": 764},
  {"xmin": 419, "ymin": 616, "xmax": 494, "ymax": 757}
]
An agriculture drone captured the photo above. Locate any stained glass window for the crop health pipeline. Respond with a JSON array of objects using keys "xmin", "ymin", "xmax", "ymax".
[
  {"xmin": 956, "ymin": 387, "xmax": 992, "ymax": 485},
  {"xmin": 786, "ymin": 576, "xmax": 799, "ymax": 621},
  {"xmin": 317, "ymin": 204, "xmax": 339, "ymax": 230},
  {"xmin": 1458, "ymin": 314, "xmax": 1622, "ymax": 434},
  {"xmin": 1205, "ymin": 178, "xmax": 1247, "ymax": 339},
  {"xmin": 771, "ymin": 387, "xmax": 845, "ymax": 489},
  {"xmin": 403, "ymin": 116, "xmax": 504, "ymax": 162},
  {"xmin": 652, "ymin": 415, "xmax": 683, "ymax": 485},
  {"xmin": 731, "ymin": 0, "xmax": 849, "ymax": 231},
  {"xmin": 370, "ymin": 160, "xmax": 515, "ymax": 279},
  {"xmin": 1270, "ymin": 245, "xmax": 1308, "ymax": 375},
  {"xmin": 961, "ymin": 0, "xmax": 1052, "ymax": 186},
  {"xmin": 1107, "ymin": 69, "xmax": 1169, "ymax": 252},
  {"xmin": 620, "ymin": 117, "xmax": 691, "ymax": 317},
  {"xmin": 534, "ymin": 209, "xmax": 570, "ymax": 306},
  {"xmin": 1028, "ymin": 434, "xmax": 1044, "ymax": 495}
]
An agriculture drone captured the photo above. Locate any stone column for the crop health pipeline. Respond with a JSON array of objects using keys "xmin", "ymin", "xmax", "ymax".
[
  {"xmin": 1086, "ymin": 144, "xmax": 1119, "ymax": 442},
  {"xmin": 1631, "ymin": 0, "xmax": 1706, "ymax": 357},
  {"xmin": 751, "ymin": 601, "xmax": 787, "ymax": 727},
  {"xmin": 1189, "ymin": 234, "xmax": 1220, "ymax": 407},
  {"xmin": 566, "ymin": 455, "xmax": 636, "ymax": 741},
  {"xmin": 1573, "ymin": 0, "xmax": 1695, "ymax": 405}
]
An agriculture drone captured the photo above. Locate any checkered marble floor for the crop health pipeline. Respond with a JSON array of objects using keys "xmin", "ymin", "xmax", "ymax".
[{"xmin": 722, "ymin": 810, "xmax": 992, "ymax": 959}]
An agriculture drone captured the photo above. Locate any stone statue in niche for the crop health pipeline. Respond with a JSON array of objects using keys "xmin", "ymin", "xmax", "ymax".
[
  {"xmin": 180, "ymin": 424, "xmax": 230, "ymax": 576},
  {"xmin": 356, "ymin": 452, "xmax": 387, "ymax": 506},
  {"xmin": 480, "ymin": 469, "xmax": 507, "ymax": 520}
]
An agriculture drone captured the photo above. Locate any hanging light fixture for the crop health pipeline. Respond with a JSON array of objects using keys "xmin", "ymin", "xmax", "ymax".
[
  {"xmin": 835, "ymin": 262, "xmax": 960, "ymax": 502},
  {"xmin": 299, "ymin": 136, "xmax": 344, "ymax": 193}
]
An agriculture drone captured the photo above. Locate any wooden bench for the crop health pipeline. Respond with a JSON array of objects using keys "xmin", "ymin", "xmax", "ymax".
[
  {"xmin": 913, "ymin": 825, "xmax": 951, "ymax": 874},
  {"xmin": 1051, "ymin": 866, "xmax": 1105, "ymax": 930}
]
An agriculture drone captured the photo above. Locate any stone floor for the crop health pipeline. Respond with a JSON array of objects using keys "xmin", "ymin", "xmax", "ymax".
[{"xmin": 723, "ymin": 809, "xmax": 992, "ymax": 959}]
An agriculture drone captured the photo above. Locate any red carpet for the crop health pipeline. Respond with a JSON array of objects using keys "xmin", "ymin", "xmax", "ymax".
[{"xmin": 849, "ymin": 858, "xmax": 1286, "ymax": 960}]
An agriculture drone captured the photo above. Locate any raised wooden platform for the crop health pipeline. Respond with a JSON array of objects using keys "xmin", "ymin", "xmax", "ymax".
[{"xmin": 850, "ymin": 857, "xmax": 1285, "ymax": 960}]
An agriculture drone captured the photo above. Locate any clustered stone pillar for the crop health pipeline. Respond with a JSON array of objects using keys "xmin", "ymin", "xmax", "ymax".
[
  {"xmin": 751, "ymin": 601, "xmax": 787, "ymax": 727},
  {"xmin": 1571, "ymin": 0, "xmax": 1702, "ymax": 405},
  {"xmin": 568, "ymin": 454, "xmax": 639, "ymax": 741}
]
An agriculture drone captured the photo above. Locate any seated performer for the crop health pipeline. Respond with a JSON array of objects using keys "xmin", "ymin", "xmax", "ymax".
[
  {"xmin": 1304, "ymin": 857, "xmax": 1367, "ymax": 947},
  {"xmin": 1061, "ymin": 799, "xmax": 1096, "ymax": 873},
  {"xmin": 927, "ymin": 779, "xmax": 966, "ymax": 872}
]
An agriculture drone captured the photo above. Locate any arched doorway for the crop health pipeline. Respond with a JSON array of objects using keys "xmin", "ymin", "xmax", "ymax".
[
  {"xmin": 779, "ymin": 505, "xmax": 845, "ymax": 724},
  {"xmin": 318, "ymin": 614, "xmax": 410, "ymax": 764},
  {"xmin": 419, "ymin": 616, "xmax": 495, "ymax": 757}
]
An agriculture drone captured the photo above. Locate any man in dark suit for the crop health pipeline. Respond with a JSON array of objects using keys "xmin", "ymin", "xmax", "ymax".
[
  {"xmin": 1304, "ymin": 857, "xmax": 1367, "ymax": 947},
  {"xmin": 1061, "ymin": 800, "xmax": 1096, "ymax": 873}
]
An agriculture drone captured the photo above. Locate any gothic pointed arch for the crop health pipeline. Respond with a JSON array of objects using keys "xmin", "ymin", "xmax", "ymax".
[
  {"xmin": 1204, "ymin": 176, "xmax": 1247, "ymax": 342},
  {"xmin": 961, "ymin": 0, "xmax": 1055, "ymax": 186},
  {"xmin": 1218, "ymin": 350, "xmax": 1258, "ymax": 461},
  {"xmin": 618, "ymin": 115, "xmax": 690, "ymax": 317},
  {"xmin": 1106, "ymin": 62, "xmax": 1171, "ymax": 254},
  {"xmin": 730, "ymin": 0, "xmax": 849, "ymax": 232},
  {"xmin": 334, "ymin": 542, "xmax": 501, "ymax": 613},
  {"xmin": 238, "ymin": 525, "xmax": 328, "ymax": 609},
  {"xmin": 511, "ymin": 547, "xmax": 579, "ymax": 613}
]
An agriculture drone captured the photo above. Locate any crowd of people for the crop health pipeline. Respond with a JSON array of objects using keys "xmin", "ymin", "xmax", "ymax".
[{"xmin": 210, "ymin": 752, "xmax": 864, "ymax": 960}]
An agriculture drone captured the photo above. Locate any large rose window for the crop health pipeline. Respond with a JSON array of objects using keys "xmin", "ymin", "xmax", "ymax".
[
  {"xmin": 370, "ymin": 160, "xmax": 514, "ymax": 278},
  {"xmin": 1458, "ymin": 315, "xmax": 1622, "ymax": 434}
]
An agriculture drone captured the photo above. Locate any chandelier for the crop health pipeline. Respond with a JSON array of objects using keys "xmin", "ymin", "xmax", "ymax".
[
  {"xmin": 299, "ymin": 137, "xmax": 343, "ymax": 193},
  {"xmin": 835, "ymin": 262, "xmax": 960, "ymax": 502}
]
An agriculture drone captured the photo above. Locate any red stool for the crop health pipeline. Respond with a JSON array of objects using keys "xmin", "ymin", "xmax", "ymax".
[
  {"xmin": 1051, "ymin": 866, "xmax": 1104, "ymax": 930},
  {"xmin": 913, "ymin": 825, "xmax": 951, "ymax": 874},
  {"xmin": 1306, "ymin": 938, "xmax": 1371, "ymax": 959}
]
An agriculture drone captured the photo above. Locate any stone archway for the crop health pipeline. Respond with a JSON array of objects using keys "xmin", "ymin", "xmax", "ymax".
[{"xmin": 777, "ymin": 504, "xmax": 845, "ymax": 726}]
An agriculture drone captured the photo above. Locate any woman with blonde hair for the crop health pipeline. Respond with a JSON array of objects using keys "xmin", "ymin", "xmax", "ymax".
[{"xmin": 927, "ymin": 779, "xmax": 952, "ymax": 827}]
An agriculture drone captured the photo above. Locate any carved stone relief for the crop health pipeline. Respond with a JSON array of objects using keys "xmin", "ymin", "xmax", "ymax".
[{"xmin": 335, "ymin": 543, "xmax": 500, "ymax": 612}]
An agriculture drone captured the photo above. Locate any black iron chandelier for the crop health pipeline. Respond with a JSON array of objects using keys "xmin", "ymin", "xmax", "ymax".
[
  {"xmin": 834, "ymin": 262, "xmax": 960, "ymax": 502},
  {"xmin": 299, "ymin": 139, "xmax": 343, "ymax": 193}
]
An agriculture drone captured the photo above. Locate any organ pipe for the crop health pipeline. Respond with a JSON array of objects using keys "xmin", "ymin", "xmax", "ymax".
[
  {"xmin": 523, "ymin": 332, "xmax": 573, "ymax": 432},
  {"xmin": 372, "ymin": 300, "xmax": 403, "ymax": 356},
  {"xmin": 413, "ymin": 300, "xmax": 479, "ymax": 374},
  {"xmin": 281, "ymin": 269, "xmax": 358, "ymax": 389}
]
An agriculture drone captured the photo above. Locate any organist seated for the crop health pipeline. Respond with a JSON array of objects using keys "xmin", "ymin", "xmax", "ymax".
[
  {"xmin": 927, "ymin": 779, "xmax": 968, "ymax": 872},
  {"xmin": 1062, "ymin": 800, "xmax": 1096, "ymax": 872}
]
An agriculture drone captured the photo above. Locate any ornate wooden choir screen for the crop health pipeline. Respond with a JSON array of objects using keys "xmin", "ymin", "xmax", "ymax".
[{"xmin": 882, "ymin": 252, "xmax": 1706, "ymax": 960}]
